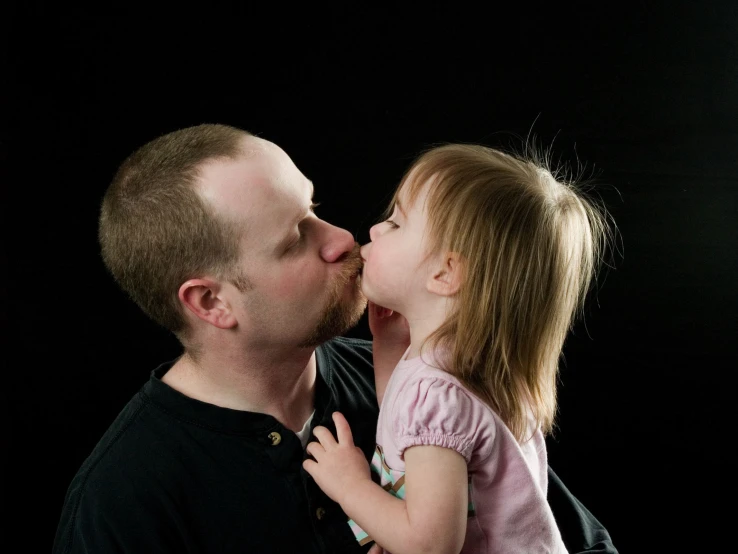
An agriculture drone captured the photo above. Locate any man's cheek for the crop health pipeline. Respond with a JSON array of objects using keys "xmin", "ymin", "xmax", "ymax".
[
  {"xmin": 273, "ymin": 267, "xmax": 315, "ymax": 297},
  {"xmin": 272, "ymin": 276, "xmax": 296, "ymax": 296}
]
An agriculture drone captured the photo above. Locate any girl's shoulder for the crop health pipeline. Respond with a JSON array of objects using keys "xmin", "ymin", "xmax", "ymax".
[
  {"xmin": 393, "ymin": 353, "xmax": 473, "ymax": 398},
  {"xmin": 391, "ymin": 356, "xmax": 498, "ymax": 425},
  {"xmin": 387, "ymin": 359, "xmax": 500, "ymax": 463}
]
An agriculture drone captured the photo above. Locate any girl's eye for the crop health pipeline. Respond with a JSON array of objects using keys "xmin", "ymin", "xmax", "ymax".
[{"xmin": 385, "ymin": 220, "xmax": 399, "ymax": 229}]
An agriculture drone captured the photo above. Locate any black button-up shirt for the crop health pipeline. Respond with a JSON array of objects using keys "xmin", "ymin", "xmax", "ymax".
[{"xmin": 53, "ymin": 337, "xmax": 379, "ymax": 553}]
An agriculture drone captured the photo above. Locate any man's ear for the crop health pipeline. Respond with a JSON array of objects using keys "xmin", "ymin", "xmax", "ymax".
[
  {"xmin": 426, "ymin": 252, "xmax": 464, "ymax": 297},
  {"xmin": 178, "ymin": 278, "xmax": 238, "ymax": 329}
]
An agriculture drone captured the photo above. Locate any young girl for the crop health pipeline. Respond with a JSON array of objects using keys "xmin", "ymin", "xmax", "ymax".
[{"xmin": 303, "ymin": 143, "xmax": 612, "ymax": 553}]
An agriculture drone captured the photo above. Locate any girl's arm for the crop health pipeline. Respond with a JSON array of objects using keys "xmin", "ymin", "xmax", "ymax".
[
  {"xmin": 367, "ymin": 302, "xmax": 410, "ymax": 405},
  {"xmin": 304, "ymin": 412, "xmax": 468, "ymax": 554},
  {"xmin": 345, "ymin": 444, "xmax": 468, "ymax": 554}
]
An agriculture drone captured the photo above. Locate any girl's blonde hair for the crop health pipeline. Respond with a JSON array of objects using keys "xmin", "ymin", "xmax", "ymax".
[{"xmin": 390, "ymin": 143, "xmax": 615, "ymax": 442}]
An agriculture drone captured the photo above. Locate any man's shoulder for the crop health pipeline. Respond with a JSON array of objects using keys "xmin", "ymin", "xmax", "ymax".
[
  {"xmin": 54, "ymin": 391, "xmax": 176, "ymax": 551},
  {"xmin": 64, "ymin": 392, "xmax": 162, "ymax": 492},
  {"xmin": 317, "ymin": 336, "xmax": 378, "ymax": 454},
  {"xmin": 317, "ymin": 335, "xmax": 375, "ymax": 393},
  {"xmin": 61, "ymin": 381, "xmax": 195, "ymax": 506},
  {"xmin": 324, "ymin": 335, "xmax": 373, "ymax": 350},
  {"xmin": 321, "ymin": 335, "xmax": 372, "ymax": 354},
  {"xmin": 318, "ymin": 336, "xmax": 373, "ymax": 376}
]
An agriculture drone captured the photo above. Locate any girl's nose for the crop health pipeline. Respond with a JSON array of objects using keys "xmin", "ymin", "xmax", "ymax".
[
  {"xmin": 369, "ymin": 222, "xmax": 381, "ymax": 242},
  {"xmin": 360, "ymin": 242, "xmax": 371, "ymax": 261}
]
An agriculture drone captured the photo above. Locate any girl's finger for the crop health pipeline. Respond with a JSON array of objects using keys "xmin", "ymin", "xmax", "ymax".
[
  {"xmin": 302, "ymin": 458, "xmax": 318, "ymax": 474},
  {"xmin": 305, "ymin": 441, "xmax": 325, "ymax": 459},
  {"xmin": 332, "ymin": 411, "xmax": 355, "ymax": 446},
  {"xmin": 370, "ymin": 301, "xmax": 392, "ymax": 318},
  {"xmin": 312, "ymin": 426, "xmax": 338, "ymax": 448}
]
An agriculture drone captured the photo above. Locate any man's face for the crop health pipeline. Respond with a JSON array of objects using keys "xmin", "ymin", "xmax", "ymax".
[{"xmin": 197, "ymin": 137, "xmax": 366, "ymax": 347}]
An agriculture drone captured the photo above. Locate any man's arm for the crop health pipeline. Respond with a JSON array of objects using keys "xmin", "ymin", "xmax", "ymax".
[
  {"xmin": 53, "ymin": 480, "xmax": 187, "ymax": 553},
  {"xmin": 547, "ymin": 467, "xmax": 619, "ymax": 554}
]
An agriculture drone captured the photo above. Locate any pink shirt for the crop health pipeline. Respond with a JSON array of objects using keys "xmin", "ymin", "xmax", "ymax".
[{"xmin": 355, "ymin": 350, "xmax": 568, "ymax": 554}]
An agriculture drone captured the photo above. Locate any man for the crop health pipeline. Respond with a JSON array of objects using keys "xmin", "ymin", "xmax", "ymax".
[{"xmin": 53, "ymin": 123, "xmax": 617, "ymax": 553}]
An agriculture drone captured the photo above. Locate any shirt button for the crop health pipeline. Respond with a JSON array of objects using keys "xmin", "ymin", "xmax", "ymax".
[
  {"xmin": 268, "ymin": 432, "xmax": 282, "ymax": 446},
  {"xmin": 316, "ymin": 507, "xmax": 326, "ymax": 520}
]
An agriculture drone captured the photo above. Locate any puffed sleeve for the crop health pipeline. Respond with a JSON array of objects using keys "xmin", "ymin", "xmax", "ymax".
[{"xmin": 393, "ymin": 375, "xmax": 496, "ymax": 464}]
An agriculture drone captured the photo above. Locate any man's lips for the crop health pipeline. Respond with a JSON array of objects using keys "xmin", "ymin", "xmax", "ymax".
[{"xmin": 343, "ymin": 257, "xmax": 364, "ymax": 281}]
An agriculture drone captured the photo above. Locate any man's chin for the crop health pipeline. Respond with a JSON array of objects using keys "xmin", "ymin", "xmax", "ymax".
[{"xmin": 299, "ymin": 286, "xmax": 367, "ymax": 348}]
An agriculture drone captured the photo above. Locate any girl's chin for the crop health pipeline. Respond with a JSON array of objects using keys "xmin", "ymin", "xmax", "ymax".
[
  {"xmin": 362, "ymin": 291, "xmax": 386, "ymax": 309},
  {"xmin": 360, "ymin": 279, "xmax": 391, "ymax": 307}
]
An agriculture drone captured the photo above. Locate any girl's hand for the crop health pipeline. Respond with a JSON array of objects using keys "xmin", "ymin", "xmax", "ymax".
[
  {"xmin": 368, "ymin": 301, "xmax": 410, "ymax": 404},
  {"xmin": 303, "ymin": 412, "xmax": 371, "ymax": 506},
  {"xmin": 367, "ymin": 301, "xmax": 410, "ymax": 349}
]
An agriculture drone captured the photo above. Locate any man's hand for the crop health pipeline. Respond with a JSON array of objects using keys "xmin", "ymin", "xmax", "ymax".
[{"xmin": 303, "ymin": 412, "xmax": 371, "ymax": 506}]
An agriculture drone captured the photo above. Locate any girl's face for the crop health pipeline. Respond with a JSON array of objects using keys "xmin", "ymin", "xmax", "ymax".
[{"xmin": 359, "ymin": 178, "xmax": 436, "ymax": 315}]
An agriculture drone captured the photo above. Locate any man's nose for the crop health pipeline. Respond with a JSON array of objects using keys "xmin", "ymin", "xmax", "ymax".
[{"xmin": 319, "ymin": 223, "xmax": 357, "ymax": 263}]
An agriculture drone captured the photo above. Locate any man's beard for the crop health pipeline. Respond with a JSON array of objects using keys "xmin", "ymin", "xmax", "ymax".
[{"xmin": 299, "ymin": 244, "xmax": 367, "ymax": 348}]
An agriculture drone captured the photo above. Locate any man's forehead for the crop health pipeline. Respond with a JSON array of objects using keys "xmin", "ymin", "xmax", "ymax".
[
  {"xmin": 197, "ymin": 154, "xmax": 266, "ymax": 202},
  {"xmin": 196, "ymin": 142, "xmax": 312, "ymax": 228},
  {"xmin": 240, "ymin": 135, "xmax": 274, "ymax": 157},
  {"xmin": 197, "ymin": 136, "xmax": 276, "ymax": 182},
  {"xmin": 240, "ymin": 137, "xmax": 301, "ymax": 186}
]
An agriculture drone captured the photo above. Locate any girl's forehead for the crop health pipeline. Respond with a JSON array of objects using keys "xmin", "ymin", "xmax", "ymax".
[{"xmin": 398, "ymin": 172, "xmax": 434, "ymax": 208}]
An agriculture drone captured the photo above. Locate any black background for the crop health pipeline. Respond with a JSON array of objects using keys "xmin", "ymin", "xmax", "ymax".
[{"xmin": 6, "ymin": 4, "xmax": 737, "ymax": 552}]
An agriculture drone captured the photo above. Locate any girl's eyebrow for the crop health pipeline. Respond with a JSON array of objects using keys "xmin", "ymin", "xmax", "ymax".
[{"xmin": 394, "ymin": 199, "xmax": 407, "ymax": 217}]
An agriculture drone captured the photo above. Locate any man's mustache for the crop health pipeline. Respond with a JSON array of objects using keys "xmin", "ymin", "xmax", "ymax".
[{"xmin": 340, "ymin": 243, "xmax": 364, "ymax": 279}]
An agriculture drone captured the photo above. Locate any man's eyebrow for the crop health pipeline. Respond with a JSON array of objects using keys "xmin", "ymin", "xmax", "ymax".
[
  {"xmin": 275, "ymin": 180, "xmax": 317, "ymax": 251},
  {"xmin": 288, "ymin": 180, "xmax": 316, "ymax": 226}
]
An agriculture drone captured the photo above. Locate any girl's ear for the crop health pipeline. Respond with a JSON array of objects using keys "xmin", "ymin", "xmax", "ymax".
[{"xmin": 426, "ymin": 252, "xmax": 464, "ymax": 297}]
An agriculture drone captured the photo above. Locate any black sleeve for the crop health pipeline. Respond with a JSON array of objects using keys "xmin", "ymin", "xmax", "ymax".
[{"xmin": 547, "ymin": 467, "xmax": 619, "ymax": 554}]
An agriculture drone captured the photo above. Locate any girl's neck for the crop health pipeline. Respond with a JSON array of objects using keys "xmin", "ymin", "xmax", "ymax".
[{"xmin": 404, "ymin": 297, "xmax": 454, "ymax": 360}]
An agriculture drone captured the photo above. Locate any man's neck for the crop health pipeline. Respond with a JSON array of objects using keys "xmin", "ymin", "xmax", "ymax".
[{"xmin": 162, "ymin": 345, "xmax": 318, "ymax": 433}]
